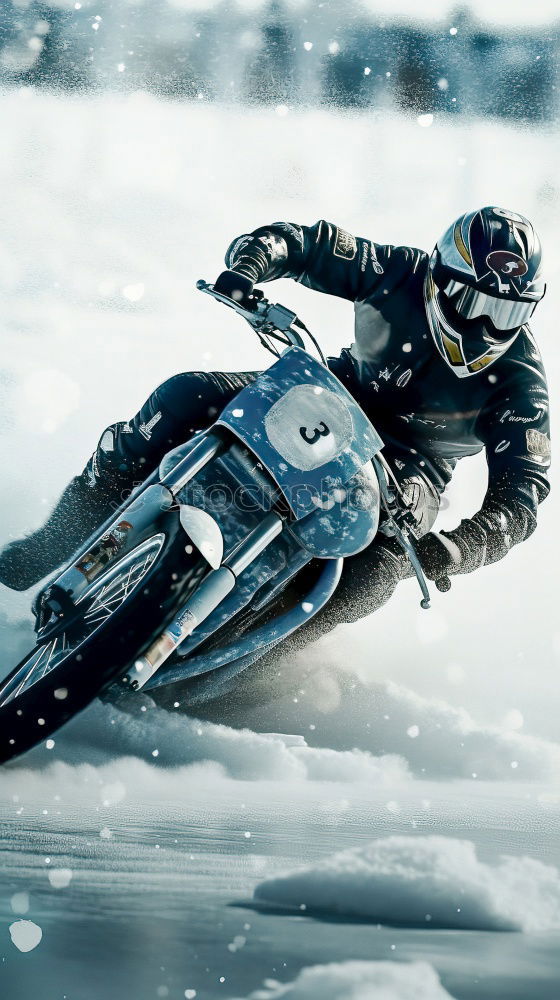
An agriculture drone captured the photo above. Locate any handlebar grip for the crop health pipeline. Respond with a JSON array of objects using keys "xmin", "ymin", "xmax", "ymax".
[{"xmin": 213, "ymin": 269, "xmax": 254, "ymax": 304}]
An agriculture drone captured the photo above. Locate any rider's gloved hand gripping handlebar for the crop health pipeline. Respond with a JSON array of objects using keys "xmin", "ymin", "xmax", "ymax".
[{"xmin": 213, "ymin": 269, "xmax": 256, "ymax": 308}]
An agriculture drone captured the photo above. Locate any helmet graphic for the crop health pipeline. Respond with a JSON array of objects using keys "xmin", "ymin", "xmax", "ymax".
[{"xmin": 425, "ymin": 206, "xmax": 545, "ymax": 378}]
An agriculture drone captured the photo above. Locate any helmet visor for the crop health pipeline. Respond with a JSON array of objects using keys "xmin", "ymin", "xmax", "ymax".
[{"xmin": 441, "ymin": 279, "xmax": 537, "ymax": 333}]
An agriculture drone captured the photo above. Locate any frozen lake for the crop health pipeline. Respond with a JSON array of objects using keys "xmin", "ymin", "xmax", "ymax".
[{"xmin": 1, "ymin": 735, "xmax": 560, "ymax": 999}]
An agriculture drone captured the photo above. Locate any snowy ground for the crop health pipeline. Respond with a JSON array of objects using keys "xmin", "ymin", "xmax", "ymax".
[
  {"xmin": 0, "ymin": 90, "xmax": 560, "ymax": 998},
  {"xmin": 1, "ymin": 701, "xmax": 560, "ymax": 999}
]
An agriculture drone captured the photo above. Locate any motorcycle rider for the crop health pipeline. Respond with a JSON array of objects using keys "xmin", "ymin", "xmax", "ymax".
[{"xmin": 0, "ymin": 207, "xmax": 550, "ymax": 641}]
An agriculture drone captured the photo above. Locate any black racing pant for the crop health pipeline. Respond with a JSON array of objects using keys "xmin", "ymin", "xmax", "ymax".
[{"xmin": 84, "ymin": 366, "xmax": 439, "ymax": 642}]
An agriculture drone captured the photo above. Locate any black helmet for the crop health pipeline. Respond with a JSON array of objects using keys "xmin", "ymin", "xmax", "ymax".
[{"xmin": 424, "ymin": 206, "xmax": 545, "ymax": 378}]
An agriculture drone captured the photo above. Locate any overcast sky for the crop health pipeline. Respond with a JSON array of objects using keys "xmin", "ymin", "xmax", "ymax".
[
  {"xmin": 360, "ymin": 0, "xmax": 560, "ymax": 26},
  {"xmin": 167, "ymin": 0, "xmax": 559, "ymax": 27}
]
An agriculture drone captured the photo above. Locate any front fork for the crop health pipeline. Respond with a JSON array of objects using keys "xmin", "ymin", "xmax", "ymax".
[
  {"xmin": 120, "ymin": 432, "xmax": 286, "ymax": 690},
  {"xmin": 127, "ymin": 512, "xmax": 284, "ymax": 690}
]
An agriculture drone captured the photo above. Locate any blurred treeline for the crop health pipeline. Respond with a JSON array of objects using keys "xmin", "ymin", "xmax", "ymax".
[{"xmin": 0, "ymin": 0, "xmax": 557, "ymax": 122}]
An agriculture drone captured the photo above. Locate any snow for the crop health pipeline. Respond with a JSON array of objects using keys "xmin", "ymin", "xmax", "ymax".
[
  {"xmin": 0, "ymin": 88, "xmax": 559, "ymax": 999},
  {"xmin": 0, "ymin": 89, "xmax": 557, "ymax": 750},
  {"xmin": 254, "ymin": 835, "xmax": 560, "ymax": 932},
  {"xmin": 359, "ymin": 0, "xmax": 558, "ymax": 24},
  {"xmin": 10, "ymin": 891, "xmax": 30, "ymax": 914},
  {"xmin": 218, "ymin": 671, "xmax": 560, "ymax": 782},
  {"xmin": 230, "ymin": 960, "xmax": 455, "ymax": 999},
  {"xmin": 2, "ymin": 697, "xmax": 410, "ymax": 785},
  {"xmin": 47, "ymin": 867, "xmax": 73, "ymax": 888},
  {"xmin": 40, "ymin": 0, "xmax": 560, "ymax": 26},
  {"xmin": 1, "ymin": 746, "xmax": 559, "ymax": 998},
  {"xmin": 8, "ymin": 919, "xmax": 43, "ymax": 952}
]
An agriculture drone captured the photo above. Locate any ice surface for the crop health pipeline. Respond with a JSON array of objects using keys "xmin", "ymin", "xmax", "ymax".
[
  {"xmin": 254, "ymin": 835, "xmax": 560, "ymax": 932},
  {"xmin": 230, "ymin": 960, "xmax": 455, "ymax": 999}
]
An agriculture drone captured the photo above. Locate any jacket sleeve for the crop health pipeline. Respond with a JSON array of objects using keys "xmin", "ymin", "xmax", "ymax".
[
  {"xmin": 225, "ymin": 220, "xmax": 393, "ymax": 302},
  {"xmin": 441, "ymin": 334, "xmax": 551, "ymax": 573}
]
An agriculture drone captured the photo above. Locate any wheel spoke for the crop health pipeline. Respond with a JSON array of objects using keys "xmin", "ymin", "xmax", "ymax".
[
  {"xmin": 39, "ymin": 639, "xmax": 62, "ymax": 679},
  {"xmin": 9, "ymin": 650, "xmax": 49, "ymax": 700},
  {"xmin": 87, "ymin": 597, "xmax": 117, "ymax": 617},
  {"xmin": 83, "ymin": 611, "xmax": 114, "ymax": 626},
  {"xmin": 123, "ymin": 561, "xmax": 135, "ymax": 597},
  {"xmin": 0, "ymin": 534, "xmax": 165, "ymax": 709}
]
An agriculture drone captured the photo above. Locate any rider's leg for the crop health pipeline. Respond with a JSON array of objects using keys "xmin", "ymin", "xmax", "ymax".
[
  {"xmin": 0, "ymin": 370, "xmax": 258, "ymax": 591},
  {"xmin": 259, "ymin": 457, "xmax": 441, "ymax": 660}
]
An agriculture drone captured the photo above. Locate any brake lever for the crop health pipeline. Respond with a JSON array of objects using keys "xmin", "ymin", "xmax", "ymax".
[
  {"xmin": 196, "ymin": 279, "xmax": 263, "ymax": 323},
  {"xmin": 196, "ymin": 280, "xmax": 305, "ymax": 349},
  {"xmin": 372, "ymin": 455, "xmax": 432, "ymax": 610}
]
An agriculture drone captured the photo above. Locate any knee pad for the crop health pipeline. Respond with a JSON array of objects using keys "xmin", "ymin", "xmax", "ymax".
[
  {"xmin": 84, "ymin": 421, "xmax": 139, "ymax": 491},
  {"xmin": 400, "ymin": 475, "xmax": 440, "ymax": 537}
]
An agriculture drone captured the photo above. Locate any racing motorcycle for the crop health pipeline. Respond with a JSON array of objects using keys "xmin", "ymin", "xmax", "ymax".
[{"xmin": 0, "ymin": 282, "xmax": 431, "ymax": 765}]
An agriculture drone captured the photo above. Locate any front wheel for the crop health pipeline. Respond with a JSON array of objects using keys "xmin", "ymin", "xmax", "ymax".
[{"xmin": 0, "ymin": 520, "xmax": 205, "ymax": 765}]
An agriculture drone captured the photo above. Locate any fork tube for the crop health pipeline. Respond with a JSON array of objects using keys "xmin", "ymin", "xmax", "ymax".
[
  {"xmin": 161, "ymin": 433, "xmax": 224, "ymax": 495},
  {"xmin": 126, "ymin": 513, "xmax": 284, "ymax": 689},
  {"xmin": 223, "ymin": 513, "xmax": 283, "ymax": 575}
]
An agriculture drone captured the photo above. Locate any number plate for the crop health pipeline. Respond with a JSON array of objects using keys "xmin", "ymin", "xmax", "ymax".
[
  {"xmin": 265, "ymin": 384, "xmax": 353, "ymax": 472},
  {"xmin": 216, "ymin": 347, "xmax": 383, "ymax": 520}
]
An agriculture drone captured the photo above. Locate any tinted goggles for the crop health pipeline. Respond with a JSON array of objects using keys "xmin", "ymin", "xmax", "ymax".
[{"xmin": 440, "ymin": 279, "xmax": 537, "ymax": 332}]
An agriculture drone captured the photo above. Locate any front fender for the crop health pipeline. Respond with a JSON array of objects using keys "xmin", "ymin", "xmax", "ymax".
[{"xmin": 287, "ymin": 461, "xmax": 380, "ymax": 558}]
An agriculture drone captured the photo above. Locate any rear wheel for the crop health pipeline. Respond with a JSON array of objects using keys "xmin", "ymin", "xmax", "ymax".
[{"xmin": 0, "ymin": 522, "xmax": 205, "ymax": 764}]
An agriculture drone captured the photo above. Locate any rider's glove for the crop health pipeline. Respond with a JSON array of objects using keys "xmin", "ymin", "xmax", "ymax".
[
  {"xmin": 214, "ymin": 269, "xmax": 255, "ymax": 307},
  {"xmin": 416, "ymin": 530, "xmax": 464, "ymax": 593},
  {"xmin": 417, "ymin": 494, "xmax": 537, "ymax": 593}
]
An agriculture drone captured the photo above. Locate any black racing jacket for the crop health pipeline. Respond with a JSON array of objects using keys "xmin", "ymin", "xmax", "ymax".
[{"xmin": 225, "ymin": 220, "xmax": 551, "ymax": 572}]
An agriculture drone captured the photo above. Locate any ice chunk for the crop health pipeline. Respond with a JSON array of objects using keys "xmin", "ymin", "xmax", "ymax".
[
  {"xmin": 230, "ymin": 960, "xmax": 454, "ymax": 999},
  {"xmin": 254, "ymin": 835, "xmax": 560, "ymax": 932}
]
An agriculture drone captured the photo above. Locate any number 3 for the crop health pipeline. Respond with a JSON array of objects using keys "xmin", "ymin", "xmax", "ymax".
[{"xmin": 300, "ymin": 421, "xmax": 331, "ymax": 445}]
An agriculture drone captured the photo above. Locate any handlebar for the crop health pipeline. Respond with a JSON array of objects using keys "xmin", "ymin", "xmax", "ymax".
[{"xmin": 196, "ymin": 279, "xmax": 326, "ymax": 364}]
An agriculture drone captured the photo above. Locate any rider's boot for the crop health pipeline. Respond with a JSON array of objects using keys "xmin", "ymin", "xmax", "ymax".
[
  {"xmin": 0, "ymin": 417, "xmax": 142, "ymax": 594},
  {"xmin": 0, "ymin": 472, "xmax": 126, "ymax": 592}
]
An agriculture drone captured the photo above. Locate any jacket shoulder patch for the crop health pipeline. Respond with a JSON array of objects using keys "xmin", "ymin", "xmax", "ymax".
[
  {"xmin": 334, "ymin": 227, "xmax": 357, "ymax": 261},
  {"xmin": 526, "ymin": 428, "xmax": 551, "ymax": 461}
]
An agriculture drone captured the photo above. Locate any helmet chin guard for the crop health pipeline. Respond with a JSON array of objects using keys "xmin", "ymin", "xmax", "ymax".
[
  {"xmin": 424, "ymin": 272, "xmax": 519, "ymax": 378},
  {"xmin": 425, "ymin": 206, "xmax": 545, "ymax": 378}
]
